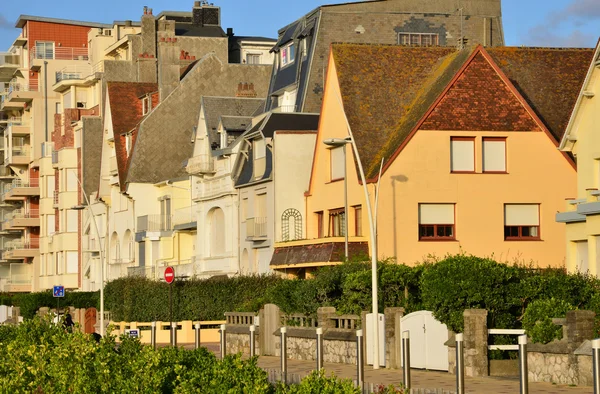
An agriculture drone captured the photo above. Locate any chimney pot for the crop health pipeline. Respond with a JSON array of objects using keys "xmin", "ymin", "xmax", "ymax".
[
  {"xmin": 227, "ymin": 28, "xmax": 233, "ymax": 36},
  {"xmin": 194, "ymin": 1, "xmax": 201, "ymax": 7}
]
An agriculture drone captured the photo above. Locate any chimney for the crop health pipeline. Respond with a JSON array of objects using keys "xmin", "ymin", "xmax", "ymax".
[
  {"xmin": 236, "ymin": 82, "xmax": 257, "ymax": 98},
  {"xmin": 192, "ymin": 2, "xmax": 203, "ymax": 26},
  {"xmin": 227, "ymin": 28, "xmax": 233, "ymax": 37},
  {"xmin": 125, "ymin": 20, "xmax": 132, "ymax": 27}
]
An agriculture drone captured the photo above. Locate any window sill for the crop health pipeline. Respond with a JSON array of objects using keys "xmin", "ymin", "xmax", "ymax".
[
  {"xmin": 483, "ymin": 171, "xmax": 508, "ymax": 174},
  {"xmin": 504, "ymin": 238, "xmax": 542, "ymax": 242},
  {"xmin": 326, "ymin": 178, "xmax": 344, "ymax": 184},
  {"xmin": 450, "ymin": 171, "xmax": 476, "ymax": 174},
  {"xmin": 419, "ymin": 238, "xmax": 458, "ymax": 242}
]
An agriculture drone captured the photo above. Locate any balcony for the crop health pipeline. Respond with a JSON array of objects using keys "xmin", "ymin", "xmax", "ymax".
[
  {"xmin": 186, "ymin": 154, "xmax": 215, "ymax": 175},
  {"xmin": 0, "ymin": 53, "xmax": 19, "ymax": 82},
  {"xmin": 246, "ymin": 217, "xmax": 268, "ymax": 240},
  {"xmin": 273, "ymin": 104, "xmax": 297, "ymax": 113},
  {"xmin": 4, "ymin": 264, "xmax": 32, "ymax": 293},
  {"xmin": 53, "ymin": 65, "xmax": 96, "ymax": 92},
  {"xmin": 4, "ymin": 238, "xmax": 40, "ymax": 260},
  {"xmin": 1, "ymin": 117, "xmax": 30, "ymax": 137},
  {"xmin": 2, "ymin": 178, "xmax": 39, "ymax": 201},
  {"xmin": 107, "ymin": 258, "xmax": 135, "ymax": 280},
  {"xmin": 4, "ymin": 145, "xmax": 30, "ymax": 166},
  {"xmin": 173, "ymin": 207, "xmax": 197, "ymax": 230},
  {"xmin": 127, "ymin": 266, "xmax": 156, "ymax": 279},
  {"xmin": 0, "ymin": 83, "xmax": 39, "ymax": 110},
  {"xmin": 137, "ymin": 214, "xmax": 173, "ymax": 233},
  {"xmin": 0, "ymin": 166, "xmax": 15, "ymax": 180},
  {"xmin": 556, "ymin": 190, "xmax": 600, "ymax": 224},
  {"xmin": 29, "ymin": 47, "xmax": 89, "ymax": 71},
  {"xmin": 2, "ymin": 209, "xmax": 40, "ymax": 231}
]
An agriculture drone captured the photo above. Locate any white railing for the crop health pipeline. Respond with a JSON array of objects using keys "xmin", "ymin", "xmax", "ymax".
[
  {"xmin": 8, "ymin": 274, "xmax": 31, "ymax": 285},
  {"xmin": 55, "ymin": 65, "xmax": 93, "ymax": 83},
  {"xmin": 487, "ymin": 328, "xmax": 526, "ymax": 351},
  {"xmin": 92, "ymin": 61, "xmax": 104, "ymax": 73},
  {"xmin": 173, "ymin": 207, "xmax": 196, "ymax": 226},
  {"xmin": 6, "ymin": 82, "xmax": 38, "ymax": 94},
  {"xmin": 0, "ymin": 116, "xmax": 25, "ymax": 125},
  {"xmin": 274, "ymin": 104, "xmax": 297, "ymax": 113},
  {"xmin": 186, "ymin": 155, "xmax": 215, "ymax": 174},
  {"xmin": 5, "ymin": 238, "xmax": 39, "ymax": 250},
  {"xmin": 11, "ymin": 145, "xmax": 30, "ymax": 157},
  {"xmin": 30, "ymin": 47, "xmax": 88, "ymax": 63},
  {"xmin": 127, "ymin": 266, "xmax": 155, "ymax": 278},
  {"xmin": 246, "ymin": 217, "xmax": 267, "ymax": 238},
  {"xmin": 8, "ymin": 178, "xmax": 39, "ymax": 189},
  {"xmin": 9, "ymin": 209, "xmax": 39, "ymax": 219}
]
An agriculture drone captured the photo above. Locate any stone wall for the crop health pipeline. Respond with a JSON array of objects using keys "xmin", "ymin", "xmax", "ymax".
[
  {"xmin": 226, "ymin": 330, "xmax": 260, "ymax": 358},
  {"xmin": 273, "ymin": 328, "xmax": 358, "ymax": 364}
]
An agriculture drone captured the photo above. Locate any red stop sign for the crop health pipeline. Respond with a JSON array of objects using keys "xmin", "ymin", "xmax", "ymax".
[{"xmin": 164, "ymin": 266, "xmax": 175, "ymax": 284}]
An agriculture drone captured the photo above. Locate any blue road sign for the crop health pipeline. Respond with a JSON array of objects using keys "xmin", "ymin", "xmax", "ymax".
[{"xmin": 53, "ymin": 286, "xmax": 65, "ymax": 298}]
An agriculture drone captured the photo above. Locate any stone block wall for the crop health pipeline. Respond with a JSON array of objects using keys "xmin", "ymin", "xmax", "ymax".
[
  {"xmin": 226, "ymin": 331, "xmax": 260, "ymax": 357},
  {"xmin": 273, "ymin": 330, "xmax": 358, "ymax": 364}
]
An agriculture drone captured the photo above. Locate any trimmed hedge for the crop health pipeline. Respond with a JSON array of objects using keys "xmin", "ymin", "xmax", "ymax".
[{"xmin": 2, "ymin": 290, "xmax": 99, "ymax": 319}]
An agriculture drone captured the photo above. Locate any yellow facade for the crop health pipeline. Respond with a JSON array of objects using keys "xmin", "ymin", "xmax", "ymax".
[
  {"xmin": 303, "ymin": 51, "xmax": 576, "ymax": 269},
  {"xmin": 558, "ymin": 46, "xmax": 600, "ymax": 274}
]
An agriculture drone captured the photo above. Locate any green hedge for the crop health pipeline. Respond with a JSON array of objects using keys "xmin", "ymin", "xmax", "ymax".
[{"xmin": 3, "ymin": 290, "xmax": 99, "ymax": 319}]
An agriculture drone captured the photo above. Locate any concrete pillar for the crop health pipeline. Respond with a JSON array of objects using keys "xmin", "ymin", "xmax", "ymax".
[
  {"xmin": 384, "ymin": 307, "xmax": 404, "ymax": 369},
  {"xmin": 463, "ymin": 309, "xmax": 488, "ymax": 377},
  {"xmin": 259, "ymin": 304, "xmax": 280, "ymax": 356},
  {"xmin": 317, "ymin": 307, "xmax": 336, "ymax": 329}
]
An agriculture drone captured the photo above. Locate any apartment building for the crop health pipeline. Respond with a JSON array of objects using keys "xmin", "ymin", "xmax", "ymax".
[{"xmin": 0, "ymin": 16, "xmax": 111, "ymax": 292}]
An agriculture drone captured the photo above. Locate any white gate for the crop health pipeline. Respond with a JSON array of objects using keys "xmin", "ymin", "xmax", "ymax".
[{"xmin": 400, "ymin": 310, "xmax": 449, "ymax": 371}]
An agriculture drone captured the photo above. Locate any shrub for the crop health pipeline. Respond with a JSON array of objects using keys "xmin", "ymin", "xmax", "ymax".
[
  {"xmin": 522, "ymin": 298, "xmax": 573, "ymax": 344},
  {"xmin": 420, "ymin": 254, "xmax": 525, "ymax": 332},
  {"xmin": 274, "ymin": 370, "xmax": 359, "ymax": 394}
]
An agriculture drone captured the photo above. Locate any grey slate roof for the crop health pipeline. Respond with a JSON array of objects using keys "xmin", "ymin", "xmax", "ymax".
[
  {"xmin": 126, "ymin": 55, "xmax": 271, "ymax": 185},
  {"xmin": 202, "ymin": 97, "xmax": 265, "ymax": 149},
  {"xmin": 220, "ymin": 116, "xmax": 252, "ymax": 131},
  {"xmin": 234, "ymin": 112, "xmax": 319, "ymax": 188},
  {"xmin": 15, "ymin": 15, "xmax": 110, "ymax": 28}
]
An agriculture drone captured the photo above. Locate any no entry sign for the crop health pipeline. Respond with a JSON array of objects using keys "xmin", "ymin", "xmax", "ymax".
[{"xmin": 164, "ymin": 266, "xmax": 175, "ymax": 284}]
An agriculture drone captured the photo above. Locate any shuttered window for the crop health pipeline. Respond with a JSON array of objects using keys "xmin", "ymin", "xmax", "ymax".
[
  {"xmin": 451, "ymin": 138, "xmax": 475, "ymax": 172},
  {"xmin": 504, "ymin": 204, "xmax": 540, "ymax": 240},
  {"xmin": 483, "ymin": 138, "xmax": 506, "ymax": 172},
  {"xmin": 330, "ymin": 146, "xmax": 345, "ymax": 181},
  {"xmin": 419, "ymin": 204, "xmax": 455, "ymax": 240}
]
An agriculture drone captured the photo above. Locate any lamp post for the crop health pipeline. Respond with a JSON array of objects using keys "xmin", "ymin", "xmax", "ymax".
[
  {"xmin": 323, "ymin": 138, "xmax": 348, "ymax": 260},
  {"xmin": 322, "ymin": 136, "xmax": 380, "ymax": 369},
  {"xmin": 71, "ymin": 181, "xmax": 105, "ymax": 336}
]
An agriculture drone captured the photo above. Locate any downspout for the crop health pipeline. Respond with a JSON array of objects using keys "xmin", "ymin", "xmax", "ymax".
[{"xmin": 44, "ymin": 61, "xmax": 48, "ymax": 142}]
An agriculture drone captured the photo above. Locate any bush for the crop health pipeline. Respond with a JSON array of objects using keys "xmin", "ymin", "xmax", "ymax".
[
  {"xmin": 522, "ymin": 298, "xmax": 573, "ymax": 344},
  {"xmin": 10, "ymin": 290, "xmax": 99, "ymax": 319},
  {"xmin": 420, "ymin": 254, "xmax": 525, "ymax": 332}
]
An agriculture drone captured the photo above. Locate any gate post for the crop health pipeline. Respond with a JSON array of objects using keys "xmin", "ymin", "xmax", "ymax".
[
  {"xmin": 463, "ymin": 309, "xmax": 488, "ymax": 377},
  {"xmin": 384, "ymin": 307, "xmax": 404, "ymax": 369}
]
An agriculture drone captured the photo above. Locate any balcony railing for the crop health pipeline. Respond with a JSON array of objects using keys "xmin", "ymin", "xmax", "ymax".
[
  {"xmin": 6, "ymin": 82, "xmax": 38, "ymax": 94},
  {"xmin": 0, "ymin": 53, "xmax": 20, "ymax": 68},
  {"xmin": 127, "ymin": 266, "xmax": 155, "ymax": 278},
  {"xmin": 51, "ymin": 150, "xmax": 59, "ymax": 164},
  {"xmin": 246, "ymin": 217, "xmax": 267, "ymax": 239},
  {"xmin": 8, "ymin": 209, "xmax": 39, "ymax": 219},
  {"xmin": 5, "ymin": 238, "xmax": 40, "ymax": 250},
  {"xmin": 186, "ymin": 155, "xmax": 215, "ymax": 174},
  {"xmin": 30, "ymin": 47, "xmax": 88, "ymax": 64},
  {"xmin": 8, "ymin": 274, "xmax": 31, "ymax": 285},
  {"xmin": 274, "ymin": 104, "xmax": 297, "ymax": 113},
  {"xmin": 137, "ymin": 214, "xmax": 173, "ymax": 232},
  {"xmin": 0, "ymin": 116, "xmax": 24, "ymax": 125},
  {"xmin": 6, "ymin": 178, "xmax": 39, "ymax": 190},
  {"xmin": 55, "ymin": 65, "xmax": 94, "ymax": 84},
  {"xmin": 11, "ymin": 145, "xmax": 29, "ymax": 157}
]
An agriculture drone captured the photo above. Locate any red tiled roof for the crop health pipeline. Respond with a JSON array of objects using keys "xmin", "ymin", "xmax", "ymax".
[
  {"xmin": 487, "ymin": 47, "xmax": 594, "ymax": 142},
  {"xmin": 106, "ymin": 82, "xmax": 158, "ymax": 190}
]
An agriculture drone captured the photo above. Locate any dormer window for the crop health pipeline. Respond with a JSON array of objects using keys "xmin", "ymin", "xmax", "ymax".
[
  {"xmin": 253, "ymin": 139, "xmax": 266, "ymax": 180},
  {"xmin": 125, "ymin": 132, "xmax": 132, "ymax": 156},
  {"xmin": 142, "ymin": 96, "xmax": 150, "ymax": 115},
  {"xmin": 280, "ymin": 43, "xmax": 295, "ymax": 67},
  {"xmin": 398, "ymin": 32, "xmax": 439, "ymax": 47}
]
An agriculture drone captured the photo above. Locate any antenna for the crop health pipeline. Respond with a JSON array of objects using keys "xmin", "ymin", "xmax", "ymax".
[{"xmin": 457, "ymin": 6, "xmax": 464, "ymax": 50}]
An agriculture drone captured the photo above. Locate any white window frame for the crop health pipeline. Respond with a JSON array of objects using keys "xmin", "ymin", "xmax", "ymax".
[
  {"xmin": 397, "ymin": 32, "xmax": 439, "ymax": 47},
  {"xmin": 35, "ymin": 41, "xmax": 54, "ymax": 60},
  {"xmin": 451, "ymin": 137, "xmax": 475, "ymax": 173},
  {"xmin": 280, "ymin": 42, "xmax": 295, "ymax": 67},
  {"xmin": 246, "ymin": 53, "xmax": 261, "ymax": 64},
  {"xmin": 483, "ymin": 138, "xmax": 507, "ymax": 173}
]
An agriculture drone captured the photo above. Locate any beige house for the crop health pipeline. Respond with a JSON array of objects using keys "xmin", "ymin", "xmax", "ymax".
[
  {"xmin": 273, "ymin": 44, "xmax": 592, "ymax": 276},
  {"xmin": 557, "ymin": 42, "xmax": 600, "ymax": 275}
]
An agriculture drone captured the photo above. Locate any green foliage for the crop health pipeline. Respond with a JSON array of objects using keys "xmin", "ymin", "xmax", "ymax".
[
  {"xmin": 522, "ymin": 298, "xmax": 574, "ymax": 344},
  {"xmin": 0, "ymin": 318, "xmax": 366, "ymax": 392},
  {"xmin": 5, "ymin": 290, "xmax": 99, "ymax": 319},
  {"xmin": 420, "ymin": 254, "xmax": 524, "ymax": 332},
  {"xmin": 274, "ymin": 370, "xmax": 360, "ymax": 394}
]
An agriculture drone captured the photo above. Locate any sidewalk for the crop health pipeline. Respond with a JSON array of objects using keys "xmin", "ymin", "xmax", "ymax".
[{"xmin": 194, "ymin": 343, "xmax": 591, "ymax": 394}]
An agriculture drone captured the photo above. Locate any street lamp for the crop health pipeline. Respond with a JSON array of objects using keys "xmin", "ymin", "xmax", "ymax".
[
  {"xmin": 71, "ymin": 186, "xmax": 106, "ymax": 336},
  {"xmin": 323, "ymin": 135, "xmax": 380, "ymax": 369},
  {"xmin": 323, "ymin": 137, "xmax": 349, "ymax": 260}
]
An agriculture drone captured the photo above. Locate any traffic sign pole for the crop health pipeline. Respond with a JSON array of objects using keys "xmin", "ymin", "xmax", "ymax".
[{"xmin": 164, "ymin": 266, "xmax": 175, "ymax": 346}]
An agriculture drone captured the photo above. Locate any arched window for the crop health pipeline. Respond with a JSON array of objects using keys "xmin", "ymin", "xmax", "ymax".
[
  {"xmin": 281, "ymin": 208, "xmax": 302, "ymax": 241},
  {"xmin": 123, "ymin": 230, "xmax": 133, "ymax": 262},
  {"xmin": 110, "ymin": 232, "xmax": 120, "ymax": 263},
  {"xmin": 207, "ymin": 207, "xmax": 225, "ymax": 256}
]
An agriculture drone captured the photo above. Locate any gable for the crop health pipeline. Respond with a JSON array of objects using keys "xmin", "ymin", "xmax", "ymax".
[{"xmin": 420, "ymin": 52, "xmax": 541, "ymax": 132}]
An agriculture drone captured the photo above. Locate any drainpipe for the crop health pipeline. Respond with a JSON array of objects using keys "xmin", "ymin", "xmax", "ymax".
[{"xmin": 44, "ymin": 61, "xmax": 48, "ymax": 142}]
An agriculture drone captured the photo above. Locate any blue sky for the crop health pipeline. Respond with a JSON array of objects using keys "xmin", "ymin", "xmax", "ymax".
[{"xmin": 0, "ymin": 0, "xmax": 598, "ymax": 50}]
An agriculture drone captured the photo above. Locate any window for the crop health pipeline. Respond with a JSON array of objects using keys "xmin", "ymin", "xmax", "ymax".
[
  {"xmin": 504, "ymin": 204, "xmax": 540, "ymax": 240},
  {"xmin": 354, "ymin": 206, "xmax": 363, "ymax": 237},
  {"xmin": 398, "ymin": 33, "xmax": 439, "ymax": 47},
  {"xmin": 208, "ymin": 207, "xmax": 225, "ymax": 256},
  {"xmin": 280, "ymin": 43, "xmax": 295, "ymax": 67},
  {"xmin": 47, "ymin": 214, "xmax": 55, "ymax": 236},
  {"xmin": 160, "ymin": 197, "xmax": 171, "ymax": 230},
  {"xmin": 35, "ymin": 41, "xmax": 54, "ymax": 59},
  {"xmin": 329, "ymin": 208, "xmax": 346, "ymax": 237},
  {"xmin": 253, "ymin": 139, "xmax": 266, "ymax": 180},
  {"xmin": 483, "ymin": 138, "xmax": 506, "ymax": 172},
  {"xmin": 256, "ymin": 193, "xmax": 267, "ymax": 219},
  {"xmin": 246, "ymin": 53, "xmax": 261, "ymax": 64},
  {"xmin": 330, "ymin": 146, "xmax": 345, "ymax": 181},
  {"xmin": 67, "ymin": 210, "xmax": 78, "ymax": 233},
  {"xmin": 66, "ymin": 169, "xmax": 78, "ymax": 192},
  {"xmin": 419, "ymin": 204, "xmax": 455, "ymax": 240},
  {"xmin": 142, "ymin": 96, "xmax": 150, "ymax": 115},
  {"xmin": 125, "ymin": 132, "xmax": 132, "ymax": 156},
  {"xmin": 451, "ymin": 137, "xmax": 475, "ymax": 173},
  {"xmin": 316, "ymin": 211, "xmax": 324, "ymax": 238},
  {"xmin": 66, "ymin": 251, "xmax": 78, "ymax": 274}
]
